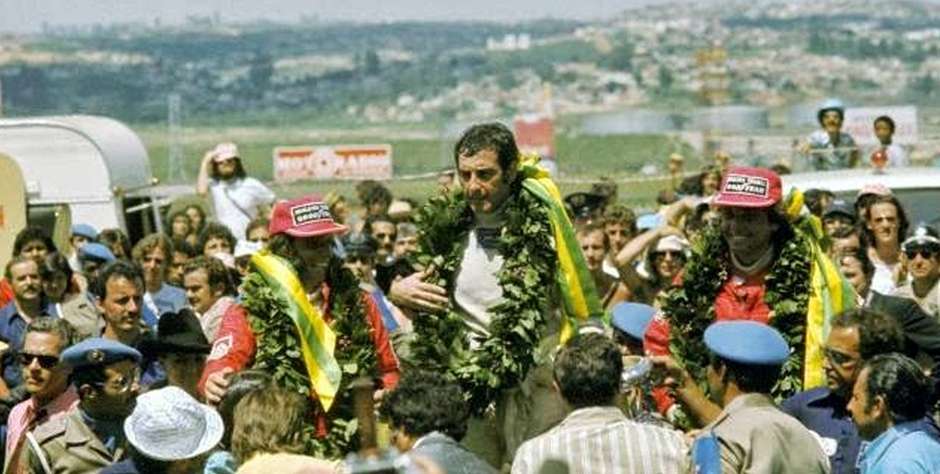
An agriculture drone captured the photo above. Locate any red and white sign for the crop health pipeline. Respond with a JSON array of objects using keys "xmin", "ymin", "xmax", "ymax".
[
  {"xmin": 514, "ymin": 114, "xmax": 557, "ymax": 175},
  {"xmin": 843, "ymin": 106, "xmax": 918, "ymax": 146},
  {"xmin": 273, "ymin": 145, "xmax": 393, "ymax": 182}
]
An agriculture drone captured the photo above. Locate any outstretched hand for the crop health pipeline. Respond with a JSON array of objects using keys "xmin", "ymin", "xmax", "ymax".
[{"xmin": 388, "ymin": 269, "xmax": 448, "ymax": 312}]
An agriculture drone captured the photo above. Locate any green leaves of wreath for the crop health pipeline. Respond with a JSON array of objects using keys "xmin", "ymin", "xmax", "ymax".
[
  {"xmin": 408, "ymin": 185, "xmax": 557, "ymax": 416},
  {"xmin": 660, "ymin": 224, "xmax": 811, "ymax": 401},
  {"xmin": 241, "ymin": 258, "xmax": 377, "ymax": 458}
]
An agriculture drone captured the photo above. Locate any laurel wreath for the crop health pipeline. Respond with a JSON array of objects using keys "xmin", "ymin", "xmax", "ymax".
[
  {"xmin": 407, "ymin": 184, "xmax": 556, "ymax": 416},
  {"xmin": 659, "ymin": 224, "xmax": 811, "ymax": 401},
  {"xmin": 240, "ymin": 257, "xmax": 377, "ymax": 458}
]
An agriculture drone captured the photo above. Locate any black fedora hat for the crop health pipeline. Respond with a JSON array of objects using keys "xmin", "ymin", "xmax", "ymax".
[{"xmin": 142, "ymin": 308, "xmax": 211, "ymax": 356}]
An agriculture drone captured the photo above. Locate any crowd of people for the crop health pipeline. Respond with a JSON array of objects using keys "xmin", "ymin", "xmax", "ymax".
[{"xmin": 0, "ymin": 116, "xmax": 939, "ymax": 474}]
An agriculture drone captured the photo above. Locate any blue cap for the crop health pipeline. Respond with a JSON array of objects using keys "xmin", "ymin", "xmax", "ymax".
[
  {"xmin": 71, "ymin": 224, "xmax": 98, "ymax": 240},
  {"xmin": 636, "ymin": 213, "xmax": 663, "ymax": 231},
  {"xmin": 62, "ymin": 337, "xmax": 142, "ymax": 369},
  {"xmin": 704, "ymin": 321, "xmax": 789, "ymax": 366},
  {"xmin": 611, "ymin": 302, "xmax": 656, "ymax": 341},
  {"xmin": 79, "ymin": 243, "xmax": 116, "ymax": 263}
]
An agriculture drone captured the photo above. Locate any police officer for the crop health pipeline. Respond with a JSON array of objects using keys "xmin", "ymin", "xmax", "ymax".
[
  {"xmin": 656, "ymin": 321, "xmax": 830, "ymax": 472},
  {"xmin": 611, "ymin": 302, "xmax": 655, "ymax": 357},
  {"xmin": 23, "ymin": 338, "xmax": 141, "ymax": 474}
]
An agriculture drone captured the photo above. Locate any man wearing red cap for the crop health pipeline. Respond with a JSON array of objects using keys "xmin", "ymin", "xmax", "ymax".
[
  {"xmin": 647, "ymin": 166, "xmax": 853, "ymax": 428},
  {"xmin": 199, "ymin": 195, "xmax": 399, "ymax": 456}
]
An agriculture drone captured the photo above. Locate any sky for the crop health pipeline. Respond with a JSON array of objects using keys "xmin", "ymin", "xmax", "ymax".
[{"xmin": 0, "ymin": 0, "xmax": 668, "ymax": 33}]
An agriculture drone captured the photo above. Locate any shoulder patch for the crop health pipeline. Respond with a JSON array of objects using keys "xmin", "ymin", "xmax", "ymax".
[
  {"xmin": 208, "ymin": 335, "xmax": 233, "ymax": 362},
  {"xmin": 32, "ymin": 414, "xmax": 68, "ymax": 444}
]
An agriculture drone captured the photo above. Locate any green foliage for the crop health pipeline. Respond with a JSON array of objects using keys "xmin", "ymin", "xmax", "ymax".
[
  {"xmin": 408, "ymin": 184, "xmax": 556, "ymax": 415},
  {"xmin": 241, "ymin": 256, "xmax": 377, "ymax": 458},
  {"xmin": 659, "ymin": 224, "xmax": 812, "ymax": 414}
]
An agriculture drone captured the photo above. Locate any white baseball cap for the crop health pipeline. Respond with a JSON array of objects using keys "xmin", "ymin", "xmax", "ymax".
[{"xmin": 124, "ymin": 386, "xmax": 224, "ymax": 461}]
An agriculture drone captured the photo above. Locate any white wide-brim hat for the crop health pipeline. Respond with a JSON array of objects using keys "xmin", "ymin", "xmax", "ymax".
[{"xmin": 124, "ymin": 386, "xmax": 224, "ymax": 461}]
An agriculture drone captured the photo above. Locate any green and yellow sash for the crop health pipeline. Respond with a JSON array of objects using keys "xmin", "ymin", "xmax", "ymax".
[
  {"xmin": 250, "ymin": 252, "xmax": 342, "ymax": 411},
  {"xmin": 518, "ymin": 153, "xmax": 605, "ymax": 341}
]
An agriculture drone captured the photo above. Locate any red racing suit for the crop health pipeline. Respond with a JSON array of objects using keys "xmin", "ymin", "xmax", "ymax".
[{"xmin": 199, "ymin": 283, "xmax": 400, "ymax": 434}]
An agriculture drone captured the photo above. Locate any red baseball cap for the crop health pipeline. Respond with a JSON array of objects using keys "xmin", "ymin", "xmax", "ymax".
[
  {"xmin": 269, "ymin": 195, "xmax": 348, "ymax": 238},
  {"xmin": 712, "ymin": 167, "xmax": 782, "ymax": 208}
]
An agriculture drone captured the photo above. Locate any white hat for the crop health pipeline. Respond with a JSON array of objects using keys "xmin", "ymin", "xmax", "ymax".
[
  {"xmin": 212, "ymin": 251, "xmax": 237, "ymax": 270},
  {"xmin": 654, "ymin": 235, "xmax": 690, "ymax": 253},
  {"xmin": 124, "ymin": 386, "xmax": 224, "ymax": 461},
  {"xmin": 234, "ymin": 240, "xmax": 264, "ymax": 259},
  {"xmin": 212, "ymin": 142, "xmax": 239, "ymax": 163}
]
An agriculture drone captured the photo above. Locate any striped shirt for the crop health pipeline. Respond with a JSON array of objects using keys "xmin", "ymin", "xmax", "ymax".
[{"xmin": 511, "ymin": 406, "xmax": 688, "ymax": 474}]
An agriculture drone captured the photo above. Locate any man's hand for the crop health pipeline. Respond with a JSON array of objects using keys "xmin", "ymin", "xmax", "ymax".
[
  {"xmin": 205, "ymin": 367, "xmax": 234, "ymax": 405},
  {"xmin": 650, "ymin": 355, "xmax": 693, "ymax": 390},
  {"xmin": 388, "ymin": 269, "xmax": 448, "ymax": 312}
]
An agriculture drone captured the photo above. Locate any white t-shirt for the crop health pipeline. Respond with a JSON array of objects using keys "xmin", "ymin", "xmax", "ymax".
[
  {"xmin": 870, "ymin": 259, "xmax": 900, "ymax": 296},
  {"xmin": 209, "ymin": 177, "xmax": 275, "ymax": 241}
]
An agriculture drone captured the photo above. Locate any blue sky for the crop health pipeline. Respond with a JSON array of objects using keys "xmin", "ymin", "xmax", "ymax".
[{"xmin": 0, "ymin": 0, "xmax": 668, "ymax": 33}]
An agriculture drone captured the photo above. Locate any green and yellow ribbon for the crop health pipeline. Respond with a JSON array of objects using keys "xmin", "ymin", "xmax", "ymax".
[
  {"xmin": 250, "ymin": 252, "xmax": 342, "ymax": 411},
  {"xmin": 518, "ymin": 152, "xmax": 605, "ymax": 342},
  {"xmin": 783, "ymin": 189, "xmax": 857, "ymax": 389}
]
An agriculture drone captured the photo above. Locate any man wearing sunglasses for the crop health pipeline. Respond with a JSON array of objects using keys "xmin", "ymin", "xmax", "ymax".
[
  {"xmin": 4, "ymin": 318, "xmax": 77, "ymax": 474},
  {"xmin": 22, "ymin": 337, "xmax": 141, "ymax": 474},
  {"xmin": 895, "ymin": 225, "xmax": 940, "ymax": 318},
  {"xmin": 781, "ymin": 309, "xmax": 905, "ymax": 474}
]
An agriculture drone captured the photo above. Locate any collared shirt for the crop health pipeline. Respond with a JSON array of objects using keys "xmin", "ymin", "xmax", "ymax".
[
  {"xmin": 511, "ymin": 406, "xmax": 687, "ymax": 474},
  {"xmin": 807, "ymin": 130, "xmax": 858, "ymax": 170},
  {"xmin": 4, "ymin": 386, "xmax": 79, "ymax": 474},
  {"xmin": 0, "ymin": 301, "xmax": 52, "ymax": 389},
  {"xmin": 895, "ymin": 281, "xmax": 940, "ymax": 319},
  {"xmin": 781, "ymin": 387, "xmax": 860, "ymax": 474},
  {"xmin": 858, "ymin": 419, "xmax": 940, "ymax": 474}
]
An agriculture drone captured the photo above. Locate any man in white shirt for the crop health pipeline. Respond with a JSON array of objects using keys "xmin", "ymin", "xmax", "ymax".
[{"xmin": 197, "ymin": 142, "xmax": 275, "ymax": 242}]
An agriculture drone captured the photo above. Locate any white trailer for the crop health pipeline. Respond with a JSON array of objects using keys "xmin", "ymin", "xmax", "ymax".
[{"xmin": 0, "ymin": 115, "xmax": 163, "ymax": 266}]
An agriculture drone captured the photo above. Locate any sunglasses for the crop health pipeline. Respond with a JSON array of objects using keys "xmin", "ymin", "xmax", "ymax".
[
  {"xmin": 94, "ymin": 367, "xmax": 142, "ymax": 394},
  {"xmin": 905, "ymin": 247, "xmax": 938, "ymax": 260},
  {"xmin": 653, "ymin": 250, "xmax": 684, "ymax": 259},
  {"xmin": 17, "ymin": 353, "xmax": 60, "ymax": 369}
]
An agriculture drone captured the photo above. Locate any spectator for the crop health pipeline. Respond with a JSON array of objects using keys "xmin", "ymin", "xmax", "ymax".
[
  {"xmin": 230, "ymin": 386, "xmax": 306, "ymax": 466},
  {"xmin": 12, "ymin": 227, "xmax": 56, "ymax": 265},
  {"xmin": 387, "ymin": 199, "xmax": 414, "ymax": 223},
  {"xmin": 204, "ymin": 370, "xmax": 272, "ymax": 474},
  {"xmin": 39, "ymin": 253, "xmax": 81, "ymax": 317},
  {"xmin": 97, "ymin": 228, "xmax": 132, "ymax": 261},
  {"xmin": 323, "ymin": 192, "xmax": 349, "ymax": 226},
  {"xmin": 67, "ymin": 224, "xmax": 97, "ymax": 273},
  {"xmin": 1, "ymin": 256, "xmax": 51, "ymax": 396},
  {"xmin": 382, "ymin": 370, "xmax": 495, "ymax": 474},
  {"xmin": 393, "ymin": 223, "xmax": 419, "ymax": 260},
  {"xmin": 182, "ymin": 256, "xmax": 236, "ymax": 342},
  {"xmin": 365, "ymin": 214, "xmax": 397, "ymax": 264},
  {"xmin": 873, "ymin": 115, "xmax": 909, "ymax": 168},
  {"xmin": 802, "ymin": 98, "xmax": 859, "ymax": 170},
  {"xmin": 92, "ymin": 261, "xmax": 150, "ymax": 352},
  {"xmin": 782, "ymin": 309, "xmax": 905, "ymax": 474},
  {"xmin": 895, "ymin": 225, "xmax": 940, "ymax": 318},
  {"xmin": 512, "ymin": 333, "xmax": 687, "ymax": 474},
  {"xmin": 854, "ymin": 184, "xmax": 892, "ymax": 226},
  {"xmin": 830, "ymin": 225, "xmax": 862, "ymax": 259},
  {"xmin": 563, "ymin": 192, "xmax": 605, "ymax": 226},
  {"xmin": 24, "ymin": 338, "xmax": 141, "ymax": 473},
  {"xmin": 342, "ymin": 233, "xmax": 408, "ymax": 335},
  {"xmin": 132, "ymin": 234, "xmax": 187, "ymax": 327},
  {"xmin": 361, "ymin": 182, "xmax": 393, "ymax": 220},
  {"xmin": 863, "ymin": 194, "xmax": 908, "ymax": 295},
  {"xmin": 141, "ymin": 309, "xmax": 210, "ymax": 399},
  {"xmin": 655, "ymin": 321, "xmax": 830, "ymax": 473},
  {"xmin": 849, "ymin": 353, "xmax": 940, "ymax": 473},
  {"xmin": 102, "ymin": 386, "xmax": 223, "ymax": 474},
  {"xmin": 244, "ymin": 217, "xmax": 269, "ymax": 246},
  {"xmin": 166, "ymin": 209, "xmax": 193, "ymax": 247},
  {"xmin": 184, "ymin": 205, "xmax": 208, "ymax": 243},
  {"xmin": 822, "ymin": 200, "xmax": 856, "ymax": 238},
  {"xmin": 576, "ymin": 223, "xmax": 629, "ymax": 309},
  {"xmin": 600, "ymin": 204, "xmax": 637, "ymax": 279},
  {"xmin": 196, "ymin": 142, "xmax": 275, "ymax": 242},
  {"xmin": 804, "ymin": 189, "xmax": 835, "ymax": 218},
  {"xmin": 836, "ymin": 249, "xmax": 940, "ymax": 365},
  {"xmin": 199, "ymin": 223, "xmax": 237, "ymax": 258},
  {"xmin": 613, "ymin": 226, "xmax": 688, "ymax": 305},
  {"xmin": 4, "ymin": 318, "xmax": 77, "ymax": 474},
  {"xmin": 233, "ymin": 240, "xmax": 262, "ymax": 279},
  {"xmin": 166, "ymin": 238, "xmax": 196, "ymax": 288},
  {"xmin": 79, "ymin": 243, "xmax": 116, "ymax": 285}
]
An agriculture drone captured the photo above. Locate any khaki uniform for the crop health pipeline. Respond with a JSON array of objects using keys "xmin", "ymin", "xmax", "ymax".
[
  {"xmin": 23, "ymin": 408, "xmax": 125, "ymax": 474},
  {"xmin": 59, "ymin": 296, "xmax": 104, "ymax": 341},
  {"xmin": 700, "ymin": 393, "xmax": 829, "ymax": 474}
]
